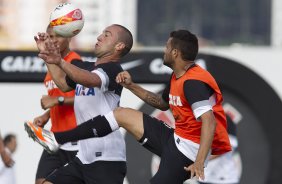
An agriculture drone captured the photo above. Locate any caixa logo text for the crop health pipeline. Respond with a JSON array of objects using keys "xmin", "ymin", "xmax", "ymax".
[{"xmin": 1, "ymin": 56, "xmax": 47, "ymax": 72}]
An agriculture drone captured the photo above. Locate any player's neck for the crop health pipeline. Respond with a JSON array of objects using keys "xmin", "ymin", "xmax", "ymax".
[
  {"xmin": 61, "ymin": 48, "xmax": 71, "ymax": 58},
  {"xmin": 174, "ymin": 61, "xmax": 194, "ymax": 78},
  {"xmin": 95, "ymin": 55, "xmax": 120, "ymax": 65}
]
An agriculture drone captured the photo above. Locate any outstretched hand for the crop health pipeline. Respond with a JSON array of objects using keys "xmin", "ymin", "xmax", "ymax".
[
  {"xmin": 116, "ymin": 71, "xmax": 133, "ymax": 88},
  {"xmin": 34, "ymin": 32, "xmax": 62, "ymax": 65},
  {"xmin": 184, "ymin": 161, "xmax": 205, "ymax": 181},
  {"xmin": 34, "ymin": 32, "xmax": 49, "ymax": 52}
]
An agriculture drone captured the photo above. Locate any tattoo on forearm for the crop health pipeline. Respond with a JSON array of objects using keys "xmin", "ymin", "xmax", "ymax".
[{"xmin": 145, "ymin": 91, "xmax": 162, "ymax": 107}]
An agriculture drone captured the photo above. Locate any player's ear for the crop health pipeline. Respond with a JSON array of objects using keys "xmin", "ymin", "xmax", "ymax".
[
  {"xmin": 115, "ymin": 42, "xmax": 125, "ymax": 51},
  {"xmin": 172, "ymin": 49, "xmax": 179, "ymax": 58}
]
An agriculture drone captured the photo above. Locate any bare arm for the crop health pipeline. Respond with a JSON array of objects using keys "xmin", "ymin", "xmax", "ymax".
[
  {"xmin": 184, "ymin": 110, "xmax": 216, "ymax": 180},
  {"xmin": 34, "ymin": 33, "xmax": 72, "ymax": 92},
  {"xmin": 35, "ymin": 95, "xmax": 75, "ymax": 127},
  {"xmin": 126, "ymin": 82, "xmax": 169, "ymax": 110},
  {"xmin": 58, "ymin": 59, "xmax": 102, "ymax": 88},
  {"xmin": 47, "ymin": 60, "xmax": 101, "ymax": 90},
  {"xmin": 35, "ymin": 32, "xmax": 101, "ymax": 89},
  {"xmin": 116, "ymin": 71, "xmax": 169, "ymax": 110},
  {"xmin": 61, "ymin": 96, "xmax": 74, "ymax": 105},
  {"xmin": 46, "ymin": 64, "xmax": 72, "ymax": 92},
  {"xmin": 41, "ymin": 95, "xmax": 75, "ymax": 110},
  {"xmin": 41, "ymin": 51, "xmax": 101, "ymax": 88},
  {"xmin": 0, "ymin": 133, "xmax": 14, "ymax": 167},
  {"xmin": 33, "ymin": 110, "xmax": 50, "ymax": 127}
]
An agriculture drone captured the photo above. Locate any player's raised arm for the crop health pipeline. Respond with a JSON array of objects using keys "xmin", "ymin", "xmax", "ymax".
[
  {"xmin": 38, "ymin": 35, "xmax": 101, "ymax": 89},
  {"xmin": 34, "ymin": 32, "xmax": 72, "ymax": 92},
  {"xmin": 116, "ymin": 71, "xmax": 169, "ymax": 110},
  {"xmin": 57, "ymin": 60, "xmax": 102, "ymax": 89}
]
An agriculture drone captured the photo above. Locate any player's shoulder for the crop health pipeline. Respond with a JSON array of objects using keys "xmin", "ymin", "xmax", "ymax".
[
  {"xmin": 96, "ymin": 61, "xmax": 123, "ymax": 73},
  {"xmin": 71, "ymin": 60, "xmax": 95, "ymax": 71},
  {"xmin": 64, "ymin": 51, "xmax": 82, "ymax": 62},
  {"xmin": 96, "ymin": 61, "xmax": 122, "ymax": 68}
]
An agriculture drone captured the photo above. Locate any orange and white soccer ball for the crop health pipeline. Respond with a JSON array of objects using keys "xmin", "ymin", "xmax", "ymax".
[{"xmin": 50, "ymin": 3, "xmax": 84, "ymax": 37}]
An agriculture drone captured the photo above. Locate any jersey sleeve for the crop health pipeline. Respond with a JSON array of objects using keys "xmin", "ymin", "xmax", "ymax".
[
  {"xmin": 162, "ymin": 82, "xmax": 170, "ymax": 103},
  {"xmin": 162, "ymin": 74, "xmax": 173, "ymax": 103},
  {"xmin": 92, "ymin": 62, "xmax": 123, "ymax": 95},
  {"xmin": 184, "ymin": 80, "xmax": 214, "ymax": 120}
]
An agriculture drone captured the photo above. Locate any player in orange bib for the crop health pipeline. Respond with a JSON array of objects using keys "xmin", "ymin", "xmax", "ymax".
[
  {"xmin": 26, "ymin": 29, "xmax": 231, "ymax": 184},
  {"xmin": 32, "ymin": 25, "xmax": 81, "ymax": 184}
]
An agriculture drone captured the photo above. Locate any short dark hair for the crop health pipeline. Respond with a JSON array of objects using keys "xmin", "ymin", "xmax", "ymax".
[
  {"xmin": 170, "ymin": 30, "xmax": 198, "ymax": 61},
  {"xmin": 113, "ymin": 24, "xmax": 133, "ymax": 57},
  {"xmin": 3, "ymin": 134, "xmax": 16, "ymax": 146}
]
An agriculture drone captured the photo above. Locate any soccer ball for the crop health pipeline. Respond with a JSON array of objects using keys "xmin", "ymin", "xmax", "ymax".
[{"xmin": 50, "ymin": 3, "xmax": 84, "ymax": 37}]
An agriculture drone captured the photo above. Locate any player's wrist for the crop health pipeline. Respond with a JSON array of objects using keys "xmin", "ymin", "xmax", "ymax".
[
  {"xmin": 126, "ymin": 82, "xmax": 137, "ymax": 90},
  {"xmin": 58, "ymin": 59, "xmax": 65, "ymax": 68},
  {"xmin": 57, "ymin": 96, "xmax": 65, "ymax": 105},
  {"xmin": 43, "ymin": 111, "xmax": 51, "ymax": 120}
]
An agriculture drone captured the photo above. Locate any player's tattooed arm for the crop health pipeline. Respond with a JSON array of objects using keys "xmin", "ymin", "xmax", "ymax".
[
  {"xmin": 131, "ymin": 85, "xmax": 169, "ymax": 110},
  {"xmin": 144, "ymin": 91, "xmax": 169, "ymax": 110},
  {"xmin": 116, "ymin": 71, "xmax": 169, "ymax": 110}
]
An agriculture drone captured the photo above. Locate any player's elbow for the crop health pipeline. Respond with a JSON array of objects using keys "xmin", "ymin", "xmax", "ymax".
[
  {"xmin": 60, "ymin": 86, "xmax": 70, "ymax": 92},
  {"xmin": 56, "ymin": 82, "xmax": 72, "ymax": 92},
  {"xmin": 159, "ymin": 105, "xmax": 170, "ymax": 111},
  {"xmin": 157, "ymin": 101, "xmax": 170, "ymax": 111}
]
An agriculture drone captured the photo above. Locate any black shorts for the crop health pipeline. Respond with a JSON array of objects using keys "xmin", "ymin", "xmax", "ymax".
[
  {"xmin": 140, "ymin": 113, "xmax": 194, "ymax": 184},
  {"xmin": 36, "ymin": 149, "xmax": 77, "ymax": 179},
  {"xmin": 46, "ymin": 157, "xmax": 126, "ymax": 184}
]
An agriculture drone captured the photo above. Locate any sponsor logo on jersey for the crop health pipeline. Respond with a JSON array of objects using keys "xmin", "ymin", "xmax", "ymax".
[
  {"xmin": 169, "ymin": 94, "xmax": 183, "ymax": 106},
  {"xmin": 75, "ymin": 85, "xmax": 95, "ymax": 96},
  {"xmin": 45, "ymin": 80, "xmax": 58, "ymax": 90}
]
